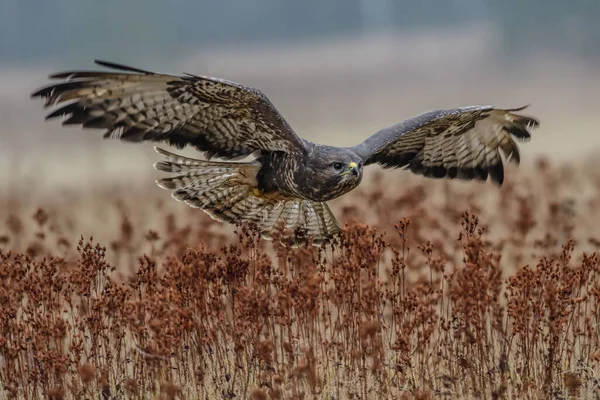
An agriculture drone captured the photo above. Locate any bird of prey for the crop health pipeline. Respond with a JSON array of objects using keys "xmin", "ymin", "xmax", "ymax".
[{"xmin": 32, "ymin": 60, "xmax": 539, "ymax": 245}]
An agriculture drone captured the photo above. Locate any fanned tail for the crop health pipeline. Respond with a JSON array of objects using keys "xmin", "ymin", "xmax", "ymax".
[{"xmin": 153, "ymin": 147, "xmax": 340, "ymax": 245}]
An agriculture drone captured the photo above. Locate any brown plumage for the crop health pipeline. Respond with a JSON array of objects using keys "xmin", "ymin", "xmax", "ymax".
[{"xmin": 31, "ymin": 60, "xmax": 540, "ymax": 245}]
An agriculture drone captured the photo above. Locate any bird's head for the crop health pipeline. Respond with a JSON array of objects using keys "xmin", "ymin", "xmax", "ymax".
[{"xmin": 305, "ymin": 146, "xmax": 364, "ymax": 200}]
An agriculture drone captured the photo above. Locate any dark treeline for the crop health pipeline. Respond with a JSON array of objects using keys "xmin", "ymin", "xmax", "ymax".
[{"xmin": 1, "ymin": 0, "xmax": 599, "ymax": 65}]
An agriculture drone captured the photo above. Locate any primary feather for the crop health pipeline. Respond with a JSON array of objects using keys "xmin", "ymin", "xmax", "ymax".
[
  {"xmin": 32, "ymin": 60, "xmax": 540, "ymax": 245},
  {"xmin": 353, "ymin": 105, "xmax": 539, "ymax": 185},
  {"xmin": 32, "ymin": 59, "xmax": 306, "ymax": 160}
]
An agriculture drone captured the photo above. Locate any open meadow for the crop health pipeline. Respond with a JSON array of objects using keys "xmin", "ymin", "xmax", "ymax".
[
  {"xmin": 2, "ymin": 31, "xmax": 600, "ymax": 399},
  {"xmin": 2, "ymin": 158, "xmax": 600, "ymax": 399}
]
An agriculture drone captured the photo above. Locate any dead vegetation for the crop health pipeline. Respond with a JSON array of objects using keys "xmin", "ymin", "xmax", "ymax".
[{"xmin": 1, "ymin": 158, "xmax": 600, "ymax": 399}]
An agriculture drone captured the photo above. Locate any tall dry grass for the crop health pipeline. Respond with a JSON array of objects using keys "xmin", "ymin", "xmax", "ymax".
[{"xmin": 1, "ymin": 158, "xmax": 600, "ymax": 399}]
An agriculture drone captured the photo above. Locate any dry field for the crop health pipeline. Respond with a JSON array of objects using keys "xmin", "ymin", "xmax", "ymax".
[
  {"xmin": 2, "ymin": 28, "xmax": 600, "ymax": 399},
  {"xmin": 1, "ymin": 156, "xmax": 600, "ymax": 400}
]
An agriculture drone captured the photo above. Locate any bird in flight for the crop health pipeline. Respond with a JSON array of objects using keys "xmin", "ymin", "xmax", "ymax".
[{"xmin": 32, "ymin": 60, "xmax": 539, "ymax": 245}]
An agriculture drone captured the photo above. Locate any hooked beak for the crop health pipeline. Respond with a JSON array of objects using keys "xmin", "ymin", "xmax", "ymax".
[{"xmin": 341, "ymin": 161, "xmax": 359, "ymax": 177}]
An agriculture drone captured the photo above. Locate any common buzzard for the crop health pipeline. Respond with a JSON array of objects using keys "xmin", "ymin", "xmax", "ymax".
[{"xmin": 32, "ymin": 60, "xmax": 539, "ymax": 245}]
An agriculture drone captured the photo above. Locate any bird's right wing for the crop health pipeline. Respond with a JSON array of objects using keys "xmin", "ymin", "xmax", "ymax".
[
  {"xmin": 31, "ymin": 60, "xmax": 307, "ymax": 159},
  {"xmin": 353, "ymin": 105, "xmax": 539, "ymax": 185}
]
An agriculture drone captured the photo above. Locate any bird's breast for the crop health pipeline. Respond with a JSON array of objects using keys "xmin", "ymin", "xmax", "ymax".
[{"xmin": 257, "ymin": 152, "xmax": 362, "ymax": 202}]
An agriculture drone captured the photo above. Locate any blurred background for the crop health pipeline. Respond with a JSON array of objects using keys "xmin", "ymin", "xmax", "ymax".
[{"xmin": 1, "ymin": 0, "xmax": 599, "ymax": 190}]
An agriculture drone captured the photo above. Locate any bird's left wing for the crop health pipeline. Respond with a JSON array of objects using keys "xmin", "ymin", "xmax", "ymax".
[
  {"xmin": 353, "ymin": 105, "xmax": 539, "ymax": 185},
  {"xmin": 31, "ymin": 60, "xmax": 307, "ymax": 159}
]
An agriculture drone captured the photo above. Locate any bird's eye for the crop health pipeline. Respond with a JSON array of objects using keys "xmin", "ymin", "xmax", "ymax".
[{"xmin": 333, "ymin": 162, "xmax": 344, "ymax": 171}]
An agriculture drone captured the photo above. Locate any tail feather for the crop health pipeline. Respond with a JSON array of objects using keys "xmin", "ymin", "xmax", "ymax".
[
  {"xmin": 154, "ymin": 146, "xmax": 242, "ymax": 173},
  {"xmin": 153, "ymin": 147, "xmax": 341, "ymax": 245},
  {"xmin": 157, "ymin": 172, "xmax": 234, "ymax": 191}
]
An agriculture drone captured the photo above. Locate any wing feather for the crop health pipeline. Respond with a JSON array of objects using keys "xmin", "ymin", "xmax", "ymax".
[
  {"xmin": 32, "ymin": 60, "xmax": 306, "ymax": 159},
  {"xmin": 353, "ymin": 105, "xmax": 539, "ymax": 185}
]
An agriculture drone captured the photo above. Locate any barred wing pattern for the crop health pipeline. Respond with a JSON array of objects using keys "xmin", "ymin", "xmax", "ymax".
[
  {"xmin": 31, "ymin": 60, "xmax": 306, "ymax": 160},
  {"xmin": 354, "ymin": 105, "xmax": 539, "ymax": 185},
  {"xmin": 153, "ymin": 147, "xmax": 341, "ymax": 245}
]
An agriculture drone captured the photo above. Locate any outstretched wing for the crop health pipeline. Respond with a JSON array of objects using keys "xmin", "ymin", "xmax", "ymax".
[
  {"xmin": 31, "ymin": 60, "xmax": 307, "ymax": 159},
  {"xmin": 353, "ymin": 105, "xmax": 539, "ymax": 185}
]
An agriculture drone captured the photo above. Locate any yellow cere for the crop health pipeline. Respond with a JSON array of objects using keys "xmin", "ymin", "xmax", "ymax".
[{"xmin": 348, "ymin": 162, "xmax": 357, "ymax": 169}]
